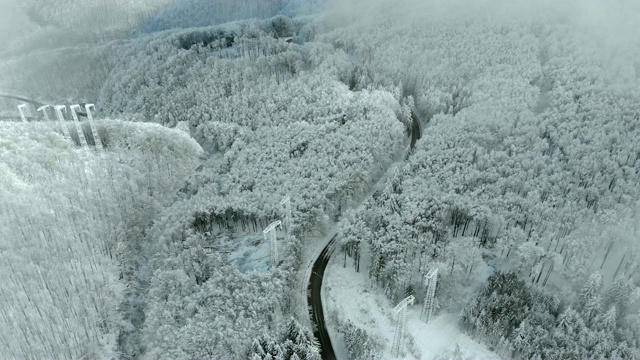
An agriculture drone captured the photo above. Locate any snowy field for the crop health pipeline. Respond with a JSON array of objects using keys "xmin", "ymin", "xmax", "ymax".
[{"xmin": 324, "ymin": 251, "xmax": 499, "ymax": 359}]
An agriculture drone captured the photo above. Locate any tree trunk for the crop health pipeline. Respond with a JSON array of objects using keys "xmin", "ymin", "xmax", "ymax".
[
  {"xmin": 612, "ymin": 251, "xmax": 627, "ymax": 280},
  {"xmin": 600, "ymin": 240, "xmax": 615, "ymax": 269},
  {"xmin": 344, "ymin": 247, "xmax": 347, "ymax": 268}
]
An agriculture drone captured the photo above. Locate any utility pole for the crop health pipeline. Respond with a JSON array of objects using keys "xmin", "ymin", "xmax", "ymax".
[
  {"xmin": 17, "ymin": 104, "xmax": 28, "ymax": 123},
  {"xmin": 280, "ymin": 196, "xmax": 291, "ymax": 241},
  {"xmin": 422, "ymin": 268, "xmax": 438, "ymax": 323},
  {"xmin": 263, "ymin": 220, "xmax": 282, "ymax": 270},
  {"xmin": 392, "ymin": 295, "xmax": 415, "ymax": 357}
]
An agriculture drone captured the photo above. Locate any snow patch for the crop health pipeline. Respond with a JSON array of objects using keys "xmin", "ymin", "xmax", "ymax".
[
  {"xmin": 227, "ymin": 233, "xmax": 271, "ymax": 273},
  {"xmin": 324, "ymin": 252, "xmax": 499, "ymax": 359}
]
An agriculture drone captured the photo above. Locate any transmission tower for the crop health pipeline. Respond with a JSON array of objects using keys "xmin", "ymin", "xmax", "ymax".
[
  {"xmin": 280, "ymin": 196, "xmax": 291, "ymax": 241},
  {"xmin": 37, "ymin": 105, "xmax": 51, "ymax": 121},
  {"xmin": 69, "ymin": 104, "xmax": 88, "ymax": 147},
  {"xmin": 53, "ymin": 105, "xmax": 71, "ymax": 139},
  {"xmin": 392, "ymin": 295, "xmax": 415, "ymax": 357},
  {"xmin": 263, "ymin": 220, "xmax": 282, "ymax": 269},
  {"xmin": 84, "ymin": 104, "xmax": 103, "ymax": 149},
  {"xmin": 421, "ymin": 267, "xmax": 438, "ymax": 323},
  {"xmin": 17, "ymin": 104, "xmax": 28, "ymax": 122},
  {"xmin": 72, "ymin": 104, "xmax": 102, "ymax": 150}
]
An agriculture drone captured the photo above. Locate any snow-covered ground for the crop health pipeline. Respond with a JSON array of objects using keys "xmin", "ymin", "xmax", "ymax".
[
  {"xmin": 227, "ymin": 233, "xmax": 271, "ymax": 273},
  {"xmin": 206, "ymin": 225, "xmax": 284, "ymax": 274},
  {"xmin": 407, "ymin": 314, "xmax": 500, "ymax": 360},
  {"xmin": 324, "ymin": 252, "xmax": 499, "ymax": 359}
]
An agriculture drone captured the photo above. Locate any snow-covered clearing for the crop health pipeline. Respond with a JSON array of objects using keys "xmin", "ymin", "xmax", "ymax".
[
  {"xmin": 324, "ymin": 252, "xmax": 498, "ymax": 359},
  {"xmin": 226, "ymin": 232, "xmax": 274, "ymax": 274},
  {"xmin": 407, "ymin": 314, "xmax": 500, "ymax": 360}
]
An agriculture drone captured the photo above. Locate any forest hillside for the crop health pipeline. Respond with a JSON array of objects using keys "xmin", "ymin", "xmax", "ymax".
[{"xmin": 1, "ymin": 0, "xmax": 639, "ymax": 359}]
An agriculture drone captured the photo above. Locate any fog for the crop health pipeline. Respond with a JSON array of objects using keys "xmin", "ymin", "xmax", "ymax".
[
  {"xmin": 0, "ymin": 0, "xmax": 173, "ymax": 56},
  {"xmin": 322, "ymin": 0, "xmax": 640, "ymax": 81},
  {"xmin": 1, "ymin": 0, "xmax": 639, "ymax": 103},
  {"xmin": 324, "ymin": 0, "xmax": 640, "ymax": 43},
  {"xmin": 0, "ymin": 0, "xmax": 30, "ymax": 52},
  {"xmin": 2, "ymin": 0, "xmax": 639, "ymax": 50},
  {"xmin": 0, "ymin": 0, "xmax": 174, "ymax": 102}
]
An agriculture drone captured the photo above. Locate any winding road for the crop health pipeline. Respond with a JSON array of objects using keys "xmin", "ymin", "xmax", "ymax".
[
  {"xmin": 307, "ymin": 109, "xmax": 423, "ymax": 359},
  {"xmin": 308, "ymin": 235, "xmax": 338, "ymax": 360}
]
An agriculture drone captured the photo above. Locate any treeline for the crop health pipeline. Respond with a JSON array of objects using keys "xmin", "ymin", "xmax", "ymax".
[
  {"xmin": 138, "ymin": 0, "xmax": 287, "ymax": 33},
  {"xmin": 460, "ymin": 271, "xmax": 640, "ymax": 359},
  {"xmin": 248, "ymin": 318, "xmax": 321, "ymax": 360}
]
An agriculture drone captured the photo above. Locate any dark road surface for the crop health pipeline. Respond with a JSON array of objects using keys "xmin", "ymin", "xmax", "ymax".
[{"xmin": 308, "ymin": 235, "xmax": 337, "ymax": 360}]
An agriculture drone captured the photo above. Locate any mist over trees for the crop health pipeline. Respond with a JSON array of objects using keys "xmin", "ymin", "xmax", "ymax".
[{"xmin": 1, "ymin": 0, "xmax": 640, "ymax": 358}]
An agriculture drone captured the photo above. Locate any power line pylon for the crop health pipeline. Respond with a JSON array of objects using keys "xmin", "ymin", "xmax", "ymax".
[
  {"xmin": 69, "ymin": 104, "xmax": 88, "ymax": 147},
  {"xmin": 392, "ymin": 295, "xmax": 415, "ymax": 357},
  {"xmin": 17, "ymin": 104, "xmax": 28, "ymax": 123},
  {"xmin": 37, "ymin": 105, "xmax": 51, "ymax": 121},
  {"xmin": 84, "ymin": 104, "xmax": 103, "ymax": 149},
  {"xmin": 421, "ymin": 267, "xmax": 438, "ymax": 323},
  {"xmin": 53, "ymin": 105, "xmax": 71, "ymax": 140},
  {"xmin": 280, "ymin": 196, "xmax": 291, "ymax": 241},
  {"xmin": 263, "ymin": 220, "xmax": 282, "ymax": 270}
]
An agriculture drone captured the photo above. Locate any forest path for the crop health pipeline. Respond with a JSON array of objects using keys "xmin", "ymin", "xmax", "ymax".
[{"xmin": 307, "ymin": 107, "xmax": 424, "ymax": 359}]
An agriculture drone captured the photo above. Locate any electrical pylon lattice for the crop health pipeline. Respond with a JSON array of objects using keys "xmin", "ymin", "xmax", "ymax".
[
  {"xmin": 54, "ymin": 105, "xmax": 71, "ymax": 139},
  {"xmin": 84, "ymin": 104, "xmax": 103, "ymax": 149},
  {"xmin": 280, "ymin": 196, "xmax": 291, "ymax": 241},
  {"xmin": 17, "ymin": 104, "xmax": 28, "ymax": 123},
  {"xmin": 392, "ymin": 295, "xmax": 415, "ymax": 357},
  {"xmin": 422, "ymin": 267, "xmax": 438, "ymax": 323},
  {"xmin": 70, "ymin": 105, "xmax": 88, "ymax": 147},
  {"xmin": 263, "ymin": 220, "xmax": 282, "ymax": 269},
  {"xmin": 37, "ymin": 105, "xmax": 51, "ymax": 121}
]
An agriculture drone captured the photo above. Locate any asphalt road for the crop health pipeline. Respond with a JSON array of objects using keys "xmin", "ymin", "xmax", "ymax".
[{"xmin": 308, "ymin": 235, "xmax": 338, "ymax": 360}]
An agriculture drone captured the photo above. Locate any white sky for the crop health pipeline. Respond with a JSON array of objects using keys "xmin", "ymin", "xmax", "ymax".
[{"xmin": 0, "ymin": 1, "xmax": 31, "ymax": 50}]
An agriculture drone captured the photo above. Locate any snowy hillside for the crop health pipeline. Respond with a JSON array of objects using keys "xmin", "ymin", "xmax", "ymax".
[{"xmin": 0, "ymin": 120, "xmax": 202, "ymax": 358}]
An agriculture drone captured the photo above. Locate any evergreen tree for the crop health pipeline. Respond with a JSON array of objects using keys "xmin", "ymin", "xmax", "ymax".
[
  {"xmin": 579, "ymin": 272, "xmax": 602, "ymax": 309},
  {"xmin": 605, "ymin": 277, "xmax": 636, "ymax": 318}
]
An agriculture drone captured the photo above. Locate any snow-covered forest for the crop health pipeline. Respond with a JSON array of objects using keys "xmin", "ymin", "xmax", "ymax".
[{"xmin": 1, "ymin": 0, "xmax": 640, "ymax": 359}]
